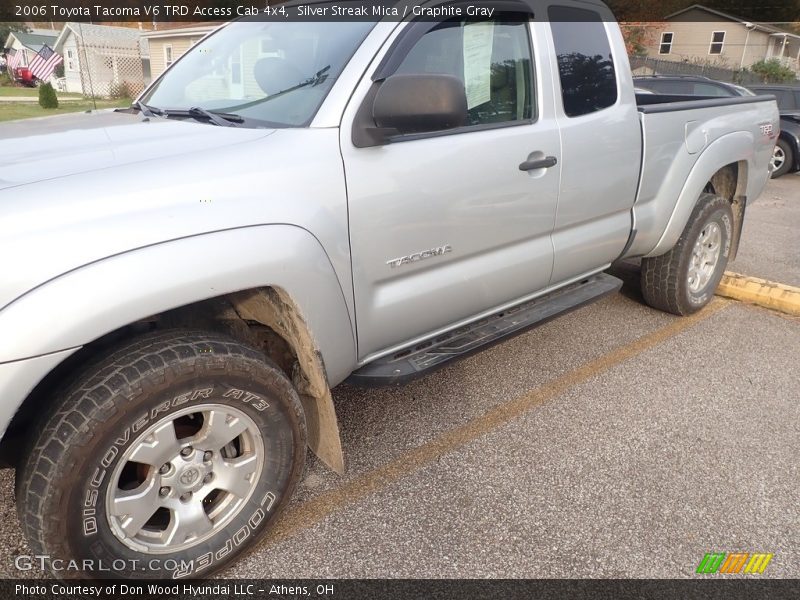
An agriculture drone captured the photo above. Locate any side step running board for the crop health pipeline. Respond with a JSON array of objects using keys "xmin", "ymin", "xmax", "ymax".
[{"xmin": 348, "ymin": 273, "xmax": 622, "ymax": 387}]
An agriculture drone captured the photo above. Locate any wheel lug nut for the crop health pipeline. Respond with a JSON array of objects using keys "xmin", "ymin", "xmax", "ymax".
[
  {"xmin": 203, "ymin": 451, "xmax": 213, "ymax": 462},
  {"xmin": 159, "ymin": 463, "xmax": 171, "ymax": 475},
  {"xmin": 180, "ymin": 446, "xmax": 193, "ymax": 458},
  {"xmin": 203, "ymin": 473, "xmax": 214, "ymax": 484},
  {"xmin": 159, "ymin": 486, "xmax": 170, "ymax": 497},
  {"xmin": 180, "ymin": 492, "xmax": 192, "ymax": 502}
]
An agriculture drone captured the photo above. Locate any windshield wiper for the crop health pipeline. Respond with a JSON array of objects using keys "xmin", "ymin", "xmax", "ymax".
[
  {"xmin": 223, "ymin": 65, "xmax": 332, "ymax": 113},
  {"xmin": 160, "ymin": 107, "xmax": 245, "ymax": 127},
  {"xmin": 131, "ymin": 100, "xmax": 164, "ymax": 118},
  {"xmin": 187, "ymin": 106, "xmax": 243, "ymax": 127}
]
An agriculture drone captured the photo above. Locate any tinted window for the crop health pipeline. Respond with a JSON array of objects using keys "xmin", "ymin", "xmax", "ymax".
[
  {"xmin": 548, "ymin": 6, "xmax": 617, "ymax": 117},
  {"xmin": 643, "ymin": 80, "xmax": 691, "ymax": 95},
  {"xmin": 775, "ymin": 90, "xmax": 796, "ymax": 110},
  {"xmin": 396, "ymin": 17, "xmax": 534, "ymax": 127},
  {"xmin": 692, "ymin": 82, "xmax": 735, "ymax": 97}
]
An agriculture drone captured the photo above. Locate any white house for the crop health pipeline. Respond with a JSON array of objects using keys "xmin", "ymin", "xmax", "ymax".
[
  {"xmin": 53, "ymin": 23, "xmax": 150, "ymax": 97},
  {"xmin": 4, "ymin": 29, "xmax": 59, "ymax": 70},
  {"xmin": 141, "ymin": 25, "xmax": 217, "ymax": 80}
]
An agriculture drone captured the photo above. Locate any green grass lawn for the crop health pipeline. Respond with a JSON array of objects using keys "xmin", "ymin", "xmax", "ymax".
[
  {"xmin": 0, "ymin": 98, "xmax": 132, "ymax": 122},
  {"xmin": 0, "ymin": 86, "xmax": 84, "ymax": 99}
]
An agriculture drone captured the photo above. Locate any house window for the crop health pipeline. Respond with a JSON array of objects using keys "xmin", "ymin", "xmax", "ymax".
[
  {"xmin": 659, "ymin": 32, "xmax": 673, "ymax": 55},
  {"xmin": 164, "ymin": 45, "xmax": 173, "ymax": 68},
  {"xmin": 709, "ymin": 31, "xmax": 725, "ymax": 55},
  {"xmin": 66, "ymin": 49, "xmax": 77, "ymax": 71},
  {"xmin": 19, "ymin": 49, "xmax": 27, "ymax": 67}
]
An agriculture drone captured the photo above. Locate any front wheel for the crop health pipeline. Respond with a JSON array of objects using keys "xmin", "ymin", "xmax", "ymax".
[
  {"xmin": 770, "ymin": 139, "xmax": 793, "ymax": 179},
  {"xmin": 641, "ymin": 193, "xmax": 733, "ymax": 316},
  {"xmin": 16, "ymin": 330, "xmax": 306, "ymax": 579}
]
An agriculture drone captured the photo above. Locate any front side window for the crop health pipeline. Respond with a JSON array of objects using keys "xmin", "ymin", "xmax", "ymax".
[
  {"xmin": 709, "ymin": 31, "xmax": 725, "ymax": 55},
  {"xmin": 549, "ymin": 6, "xmax": 618, "ymax": 118},
  {"xmin": 393, "ymin": 15, "xmax": 535, "ymax": 127},
  {"xmin": 659, "ymin": 32, "xmax": 673, "ymax": 55},
  {"xmin": 143, "ymin": 20, "xmax": 374, "ymax": 127}
]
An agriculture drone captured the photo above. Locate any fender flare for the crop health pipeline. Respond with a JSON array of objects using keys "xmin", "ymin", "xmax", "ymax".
[
  {"xmin": 646, "ymin": 131, "xmax": 754, "ymax": 258},
  {"xmin": 0, "ymin": 225, "xmax": 355, "ymax": 472}
]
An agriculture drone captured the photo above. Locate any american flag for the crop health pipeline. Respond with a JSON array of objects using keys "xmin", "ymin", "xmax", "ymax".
[
  {"xmin": 28, "ymin": 45, "xmax": 62, "ymax": 82},
  {"xmin": 6, "ymin": 48, "xmax": 21, "ymax": 72}
]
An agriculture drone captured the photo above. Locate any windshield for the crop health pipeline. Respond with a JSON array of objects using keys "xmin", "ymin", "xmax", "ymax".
[{"xmin": 142, "ymin": 20, "xmax": 375, "ymax": 127}]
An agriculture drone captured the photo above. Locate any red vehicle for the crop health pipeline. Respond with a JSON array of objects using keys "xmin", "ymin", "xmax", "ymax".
[{"xmin": 12, "ymin": 67, "xmax": 36, "ymax": 87}]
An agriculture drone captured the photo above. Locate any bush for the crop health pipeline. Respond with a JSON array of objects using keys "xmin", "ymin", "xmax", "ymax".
[
  {"xmin": 109, "ymin": 80, "xmax": 133, "ymax": 100},
  {"xmin": 749, "ymin": 59, "xmax": 797, "ymax": 83},
  {"xmin": 38, "ymin": 82, "xmax": 58, "ymax": 109}
]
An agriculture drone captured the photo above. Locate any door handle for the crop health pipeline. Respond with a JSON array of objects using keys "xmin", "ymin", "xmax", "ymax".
[{"xmin": 519, "ymin": 156, "xmax": 558, "ymax": 171}]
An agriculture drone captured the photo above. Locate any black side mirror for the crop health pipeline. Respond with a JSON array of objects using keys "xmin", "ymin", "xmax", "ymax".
[
  {"xmin": 353, "ymin": 74, "xmax": 468, "ymax": 146},
  {"xmin": 373, "ymin": 73, "xmax": 468, "ymax": 134}
]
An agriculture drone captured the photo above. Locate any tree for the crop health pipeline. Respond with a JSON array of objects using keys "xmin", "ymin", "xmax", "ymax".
[
  {"xmin": 749, "ymin": 59, "xmax": 797, "ymax": 83},
  {"xmin": 38, "ymin": 82, "xmax": 58, "ymax": 108},
  {"xmin": 0, "ymin": 22, "xmax": 30, "ymax": 48},
  {"xmin": 620, "ymin": 23, "xmax": 656, "ymax": 57}
]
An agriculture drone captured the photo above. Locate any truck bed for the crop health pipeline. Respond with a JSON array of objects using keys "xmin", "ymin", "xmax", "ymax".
[{"xmin": 625, "ymin": 94, "xmax": 778, "ymax": 258}]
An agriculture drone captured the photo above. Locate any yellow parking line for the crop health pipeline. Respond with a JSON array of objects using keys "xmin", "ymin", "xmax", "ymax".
[
  {"xmin": 259, "ymin": 299, "xmax": 731, "ymax": 549},
  {"xmin": 718, "ymin": 272, "xmax": 800, "ymax": 317}
]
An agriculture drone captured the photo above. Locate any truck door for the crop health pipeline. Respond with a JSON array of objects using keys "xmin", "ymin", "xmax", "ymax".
[
  {"xmin": 341, "ymin": 11, "xmax": 562, "ymax": 361},
  {"xmin": 546, "ymin": 3, "xmax": 642, "ymax": 284}
]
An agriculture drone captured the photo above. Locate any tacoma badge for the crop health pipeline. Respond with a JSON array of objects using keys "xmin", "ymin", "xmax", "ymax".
[{"xmin": 387, "ymin": 245, "xmax": 453, "ymax": 268}]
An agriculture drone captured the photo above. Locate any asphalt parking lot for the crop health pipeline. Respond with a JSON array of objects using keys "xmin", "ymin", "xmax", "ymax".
[{"xmin": 0, "ymin": 177, "xmax": 797, "ymax": 579}]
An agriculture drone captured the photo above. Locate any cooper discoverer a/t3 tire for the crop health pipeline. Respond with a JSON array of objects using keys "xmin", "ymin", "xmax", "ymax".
[
  {"xmin": 641, "ymin": 193, "xmax": 733, "ymax": 316},
  {"xmin": 16, "ymin": 330, "xmax": 306, "ymax": 579}
]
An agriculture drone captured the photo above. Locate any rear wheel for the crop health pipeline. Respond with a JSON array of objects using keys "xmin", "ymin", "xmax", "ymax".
[
  {"xmin": 641, "ymin": 193, "xmax": 733, "ymax": 316},
  {"xmin": 770, "ymin": 139, "xmax": 793, "ymax": 179},
  {"xmin": 16, "ymin": 330, "xmax": 306, "ymax": 579}
]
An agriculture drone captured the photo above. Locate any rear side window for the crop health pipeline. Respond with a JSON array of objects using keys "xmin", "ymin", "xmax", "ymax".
[{"xmin": 548, "ymin": 6, "xmax": 617, "ymax": 118}]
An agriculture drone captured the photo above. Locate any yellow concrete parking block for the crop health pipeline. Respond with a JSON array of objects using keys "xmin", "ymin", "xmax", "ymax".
[{"xmin": 717, "ymin": 272, "xmax": 800, "ymax": 316}]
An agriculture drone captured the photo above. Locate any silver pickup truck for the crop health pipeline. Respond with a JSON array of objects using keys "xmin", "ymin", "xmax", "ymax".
[{"xmin": 0, "ymin": 1, "xmax": 777, "ymax": 579}]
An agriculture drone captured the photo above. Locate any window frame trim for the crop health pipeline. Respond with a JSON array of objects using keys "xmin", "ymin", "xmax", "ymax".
[
  {"xmin": 164, "ymin": 44, "xmax": 174, "ymax": 68},
  {"xmin": 659, "ymin": 31, "xmax": 674, "ymax": 55},
  {"xmin": 708, "ymin": 30, "xmax": 726, "ymax": 55}
]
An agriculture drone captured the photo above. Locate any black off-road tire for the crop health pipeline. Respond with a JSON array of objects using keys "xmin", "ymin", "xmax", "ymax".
[
  {"xmin": 16, "ymin": 330, "xmax": 306, "ymax": 580},
  {"xmin": 641, "ymin": 193, "xmax": 733, "ymax": 316}
]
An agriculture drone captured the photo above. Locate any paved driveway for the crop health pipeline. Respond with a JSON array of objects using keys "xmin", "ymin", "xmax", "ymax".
[{"xmin": 1, "ymin": 178, "xmax": 797, "ymax": 579}]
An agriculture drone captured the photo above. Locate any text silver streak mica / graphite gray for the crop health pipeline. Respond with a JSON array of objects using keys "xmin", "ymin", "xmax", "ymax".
[{"xmin": 0, "ymin": 0, "xmax": 778, "ymax": 580}]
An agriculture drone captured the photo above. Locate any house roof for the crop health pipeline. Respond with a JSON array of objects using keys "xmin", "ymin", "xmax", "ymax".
[
  {"xmin": 665, "ymin": 4, "xmax": 800, "ymax": 37},
  {"xmin": 6, "ymin": 31, "xmax": 58, "ymax": 53},
  {"xmin": 140, "ymin": 25, "xmax": 218, "ymax": 40},
  {"xmin": 53, "ymin": 23, "xmax": 149, "ymax": 58}
]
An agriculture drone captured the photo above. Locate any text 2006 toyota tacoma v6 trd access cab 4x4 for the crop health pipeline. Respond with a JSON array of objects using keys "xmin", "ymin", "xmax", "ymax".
[{"xmin": 0, "ymin": 0, "xmax": 778, "ymax": 579}]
